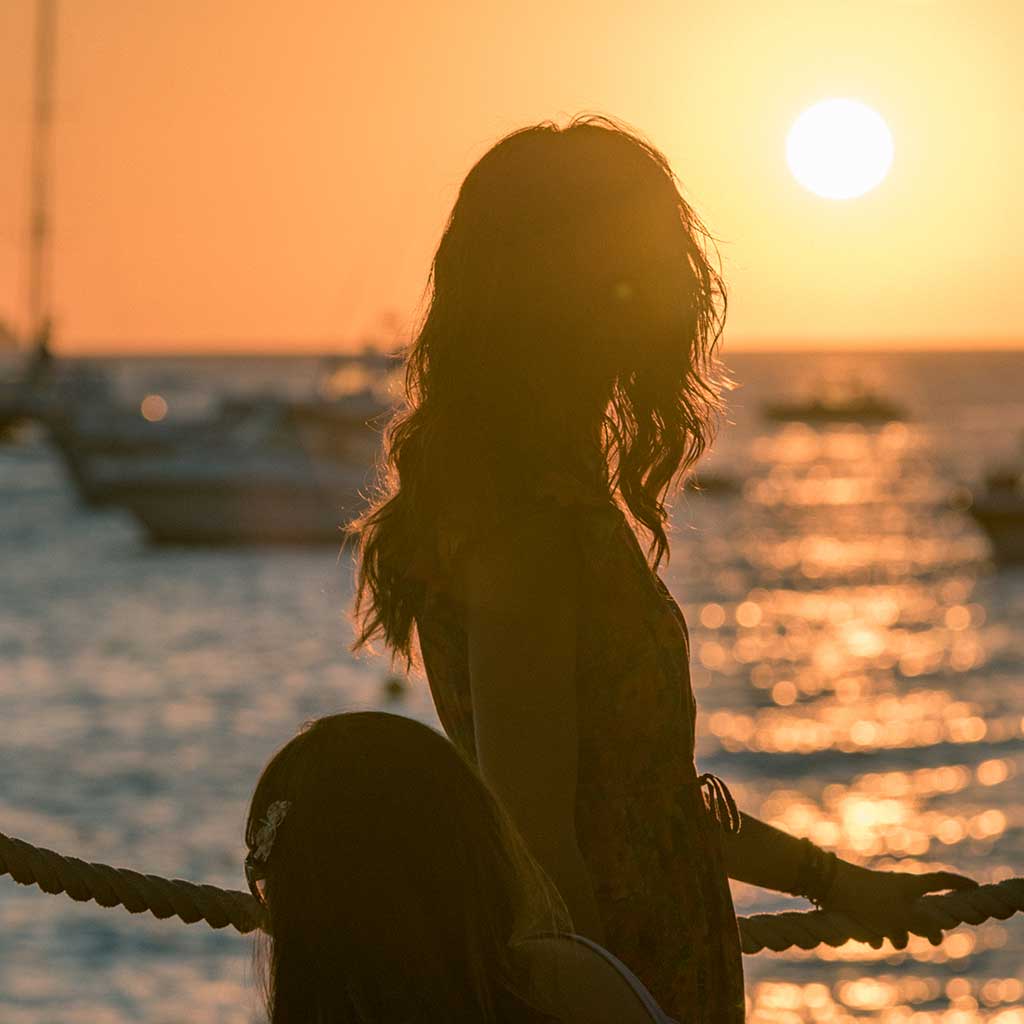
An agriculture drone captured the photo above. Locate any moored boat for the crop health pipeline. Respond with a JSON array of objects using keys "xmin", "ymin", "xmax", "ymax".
[
  {"xmin": 59, "ymin": 386, "xmax": 389, "ymax": 542},
  {"xmin": 0, "ymin": 390, "xmax": 31, "ymax": 440},
  {"xmin": 95, "ymin": 455, "xmax": 369, "ymax": 545},
  {"xmin": 762, "ymin": 374, "xmax": 906, "ymax": 424},
  {"xmin": 968, "ymin": 468, "xmax": 1024, "ymax": 564},
  {"xmin": 0, "ymin": 330, "xmax": 57, "ymax": 440},
  {"xmin": 47, "ymin": 385, "xmax": 391, "ymax": 506},
  {"xmin": 47, "ymin": 409, "xmax": 238, "ymax": 504},
  {"xmin": 683, "ymin": 470, "xmax": 741, "ymax": 496}
]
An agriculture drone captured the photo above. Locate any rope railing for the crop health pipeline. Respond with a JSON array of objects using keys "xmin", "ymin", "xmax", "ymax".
[{"xmin": 1, "ymin": 830, "xmax": 1021, "ymax": 955}]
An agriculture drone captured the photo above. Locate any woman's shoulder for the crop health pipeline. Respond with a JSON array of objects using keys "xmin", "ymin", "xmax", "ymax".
[
  {"xmin": 431, "ymin": 469, "xmax": 622, "ymax": 596},
  {"xmin": 511, "ymin": 933, "xmax": 677, "ymax": 1024},
  {"xmin": 441, "ymin": 467, "xmax": 616, "ymax": 536}
]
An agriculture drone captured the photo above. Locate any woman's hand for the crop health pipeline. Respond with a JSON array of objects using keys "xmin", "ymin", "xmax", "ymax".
[{"xmin": 823, "ymin": 861, "xmax": 979, "ymax": 949}]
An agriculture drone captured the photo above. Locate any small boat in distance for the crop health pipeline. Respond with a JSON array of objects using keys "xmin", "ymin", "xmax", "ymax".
[
  {"xmin": 0, "ymin": 384, "xmax": 29, "ymax": 440},
  {"xmin": 0, "ymin": 328, "xmax": 56, "ymax": 440},
  {"xmin": 763, "ymin": 378, "xmax": 906, "ymax": 424},
  {"xmin": 967, "ymin": 467, "xmax": 1024, "ymax": 564},
  {"xmin": 683, "ymin": 471, "xmax": 741, "ymax": 497}
]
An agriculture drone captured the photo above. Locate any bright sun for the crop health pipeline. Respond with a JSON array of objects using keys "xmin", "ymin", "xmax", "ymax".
[{"xmin": 786, "ymin": 99, "xmax": 894, "ymax": 200}]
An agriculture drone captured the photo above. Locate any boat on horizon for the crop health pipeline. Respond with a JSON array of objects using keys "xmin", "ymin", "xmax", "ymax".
[
  {"xmin": 967, "ymin": 467, "xmax": 1024, "ymax": 564},
  {"xmin": 0, "ymin": 330, "xmax": 57, "ymax": 440},
  {"xmin": 762, "ymin": 379, "xmax": 907, "ymax": 425},
  {"xmin": 0, "ymin": 385, "xmax": 31, "ymax": 440}
]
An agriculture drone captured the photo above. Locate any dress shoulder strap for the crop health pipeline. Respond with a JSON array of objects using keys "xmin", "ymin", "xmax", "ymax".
[
  {"xmin": 558, "ymin": 933, "xmax": 678, "ymax": 1023},
  {"xmin": 524, "ymin": 932, "xmax": 679, "ymax": 1023}
]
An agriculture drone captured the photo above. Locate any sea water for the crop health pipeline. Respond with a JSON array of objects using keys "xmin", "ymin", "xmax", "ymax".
[{"xmin": 1, "ymin": 350, "xmax": 1022, "ymax": 1023}]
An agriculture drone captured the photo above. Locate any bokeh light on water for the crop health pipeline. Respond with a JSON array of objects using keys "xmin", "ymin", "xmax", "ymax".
[
  {"xmin": 1, "ymin": 351, "xmax": 1022, "ymax": 1022},
  {"xmin": 670, "ymin": 353, "xmax": 1024, "ymax": 1022}
]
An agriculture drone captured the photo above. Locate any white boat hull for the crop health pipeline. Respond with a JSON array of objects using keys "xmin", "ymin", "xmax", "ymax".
[
  {"xmin": 86, "ymin": 450, "xmax": 371, "ymax": 544},
  {"xmin": 102, "ymin": 470, "xmax": 368, "ymax": 545}
]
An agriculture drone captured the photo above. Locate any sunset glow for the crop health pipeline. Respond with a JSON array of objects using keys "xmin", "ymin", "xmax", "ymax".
[{"xmin": 0, "ymin": 1, "xmax": 1020, "ymax": 351}]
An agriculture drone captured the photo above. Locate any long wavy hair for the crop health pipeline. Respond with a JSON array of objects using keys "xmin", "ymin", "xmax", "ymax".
[
  {"xmin": 348, "ymin": 113, "xmax": 727, "ymax": 667},
  {"xmin": 247, "ymin": 712, "xmax": 566, "ymax": 1023}
]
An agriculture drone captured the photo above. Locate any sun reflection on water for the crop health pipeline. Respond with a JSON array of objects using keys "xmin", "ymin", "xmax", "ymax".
[
  {"xmin": 750, "ymin": 973, "xmax": 1024, "ymax": 1022},
  {"xmin": 668, "ymin": 403, "xmax": 1023, "ymax": 1023}
]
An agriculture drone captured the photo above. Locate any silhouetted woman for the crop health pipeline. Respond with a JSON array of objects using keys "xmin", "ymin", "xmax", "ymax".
[
  {"xmin": 348, "ymin": 115, "xmax": 975, "ymax": 1021},
  {"xmin": 245, "ymin": 711, "xmax": 676, "ymax": 1022}
]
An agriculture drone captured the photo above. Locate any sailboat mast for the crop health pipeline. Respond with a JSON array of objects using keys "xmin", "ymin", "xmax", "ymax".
[{"xmin": 26, "ymin": 0, "xmax": 57, "ymax": 346}]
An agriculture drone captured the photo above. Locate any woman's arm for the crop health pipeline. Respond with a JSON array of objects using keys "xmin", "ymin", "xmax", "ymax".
[
  {"xmin": 723, "ymin": 811, "xmax": 977, "ymax": 947},
  {"xmin": 721, "ymin": 813, "xmax": 806, "ymax": 892},
  {"xmin": 463, "ymin": 508, "xmax": 605, "ymax": 941}
]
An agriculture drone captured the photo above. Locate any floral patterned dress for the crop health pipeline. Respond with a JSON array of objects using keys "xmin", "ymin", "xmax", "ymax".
[{"xmin": 413, "ymin": 469, "xmax": 747, "ymax": 1023}]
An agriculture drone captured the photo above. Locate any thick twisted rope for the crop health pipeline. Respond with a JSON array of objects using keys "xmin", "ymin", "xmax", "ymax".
[
  {"xmin": 738, "ymin": 879, "xmax": 1024, "ymax": 953},
  {"xmin": 0, "ymin": 831, "xmax": 261, "ymax": 935},
  {"xmin": 1, "ymin": 830, "xmax": 1021, "ymax": 954}
]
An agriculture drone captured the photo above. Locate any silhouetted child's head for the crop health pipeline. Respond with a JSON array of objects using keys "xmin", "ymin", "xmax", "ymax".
[{"xmin": 246, "ymin": 711, "xmax": 564, "ymax": 1022}]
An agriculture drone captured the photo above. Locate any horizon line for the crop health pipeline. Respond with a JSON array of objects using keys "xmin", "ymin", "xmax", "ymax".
[{"xmin": 24, "ymin": 336, "xmax": 1024, "ymax": 358}]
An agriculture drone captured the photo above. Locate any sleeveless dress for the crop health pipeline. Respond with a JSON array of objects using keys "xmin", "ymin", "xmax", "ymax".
[{"xmin": 414, "ymin": 468, "xmax": 747, "ymax": 1023}]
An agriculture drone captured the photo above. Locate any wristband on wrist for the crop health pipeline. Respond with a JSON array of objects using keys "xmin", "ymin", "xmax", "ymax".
[{"xmin": 789, "ymin": 837, "xmax": 840, "ymax": 908}]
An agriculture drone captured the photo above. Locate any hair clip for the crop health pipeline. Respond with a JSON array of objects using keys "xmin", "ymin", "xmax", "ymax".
[{"xmin": 251, "ymin": 799, "xmax": 291, "ymax": 864}]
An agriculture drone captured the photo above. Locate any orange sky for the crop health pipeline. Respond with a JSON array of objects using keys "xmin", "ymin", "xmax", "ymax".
[{"xmin": 1, "ymin": 0, "xmax": 1022, "ymax": 354}]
